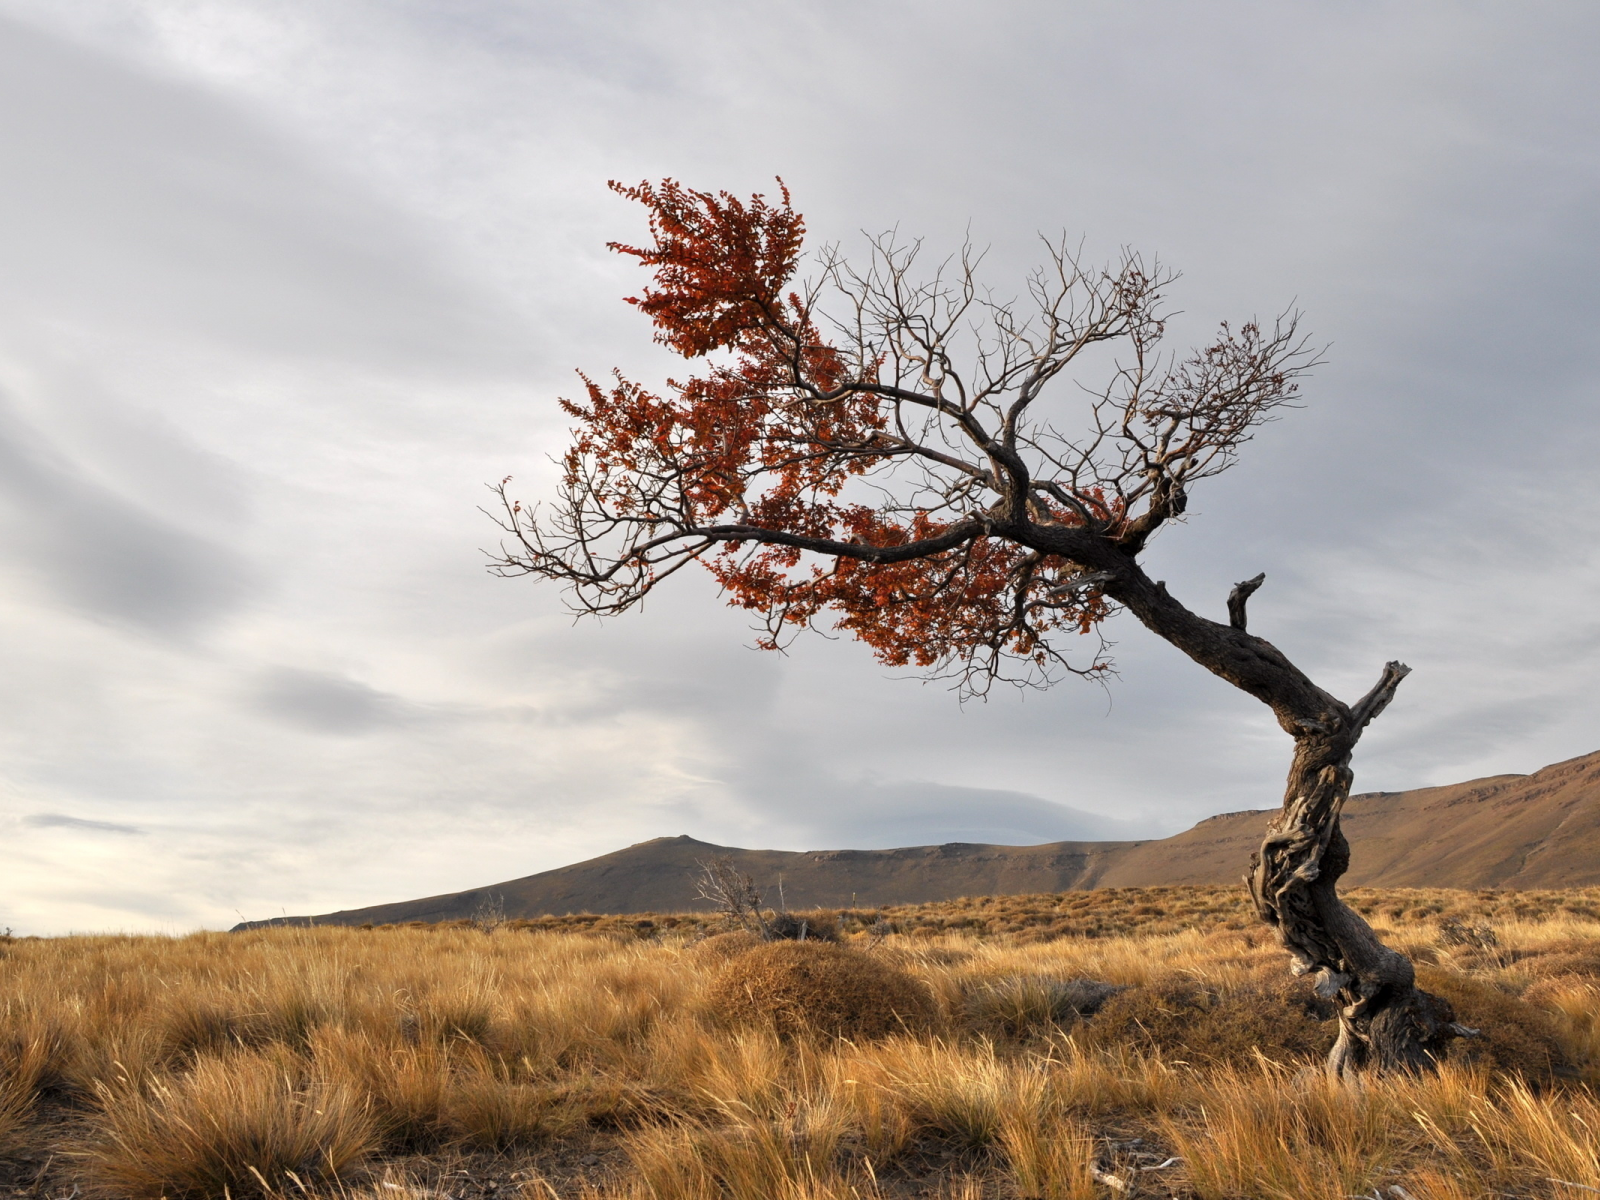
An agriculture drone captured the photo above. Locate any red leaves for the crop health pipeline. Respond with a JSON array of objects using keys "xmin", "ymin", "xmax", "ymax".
[
  {"xmin": 497, "ymin": 175, "xmax": 1321, "ymax": 692},
  {"xmin": 607, "ymin": 179, "xmax": 806, "ymax": 358},
  {"xmin": 567, "ymin": 181, "xmax": 884, "ymax": 533},
  {"xmin": 708, "ymin": 511, "xmax": 1111, "ymax": 671},
  {"xmin": 541, "ymin": 177, "xmax": 1115, "ymax": 683}
]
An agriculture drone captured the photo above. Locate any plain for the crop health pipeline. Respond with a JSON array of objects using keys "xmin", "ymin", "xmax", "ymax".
[{"xmin": 5, "ymin": 886, "xmax": 1600, "ymax": 1199}]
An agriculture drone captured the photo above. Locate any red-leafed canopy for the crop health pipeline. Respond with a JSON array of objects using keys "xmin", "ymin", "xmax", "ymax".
[{"xmin": 492, "ymin": 178, "xmax": 1309, "ymax": 693}]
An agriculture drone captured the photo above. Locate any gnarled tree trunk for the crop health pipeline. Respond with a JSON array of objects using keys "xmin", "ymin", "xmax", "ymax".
[
  {"xmin": 1248, "ymin": 724, "xmax": 1473, "ymax": 1080},
  {"xmin": 1103, "ymin": 564, "xmax": 1474, "ymax": 1080}
]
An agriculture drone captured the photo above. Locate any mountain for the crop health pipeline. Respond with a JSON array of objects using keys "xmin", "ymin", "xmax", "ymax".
[{"xmin": 235, "ymin": 749, "xmax": 1600, "ymax": 929}]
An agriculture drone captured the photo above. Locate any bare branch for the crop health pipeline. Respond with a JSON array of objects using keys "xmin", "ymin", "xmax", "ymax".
[
  {"xmin": 1350, "ymin": 660, "xmax": 1412, "ymax": 731},
  {"xmin": 1227, "ymin": 572, "xmax": 1266, "ymax": 631}
]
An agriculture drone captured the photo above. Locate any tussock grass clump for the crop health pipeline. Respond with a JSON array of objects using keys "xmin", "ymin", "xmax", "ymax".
[
  {"xmin": 1512, "ymin": 936, "xmax": 1600, "ymax": 978},
  {"xmin": 707, "ymin": 941, "xmax": 936, "ymax": 1039},
  {"xmin": 89, "ymin": 1048, "xmax": 375, "ymax": 1199},
  {"xmin": 0, "ymin": 1028, "xmax": 58, "ymax": 1152}
]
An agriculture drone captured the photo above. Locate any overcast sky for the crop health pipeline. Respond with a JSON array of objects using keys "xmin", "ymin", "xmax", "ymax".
[{"xmin": 0, "ymin": 2, "xmax": 1596, "ymax": 935}]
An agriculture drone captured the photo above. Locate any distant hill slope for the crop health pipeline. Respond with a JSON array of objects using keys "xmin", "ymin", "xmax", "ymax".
[{"xmin": 236, "ymin": 749, "xmax": 1600, "ymax": 929}]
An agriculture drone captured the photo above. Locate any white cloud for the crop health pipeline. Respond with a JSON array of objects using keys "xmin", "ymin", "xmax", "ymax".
[{"xmin": 0, "ymin": 2, "xmax": 1595, "ymax": 933}]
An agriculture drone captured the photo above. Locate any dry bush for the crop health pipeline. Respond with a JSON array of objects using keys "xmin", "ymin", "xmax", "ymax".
[
  {"xmin": 1080, "ymin": 973, "xmax": 1334, "ymax": 1066},
  {"xmin": 1438, "ymin": 915, "xmax": 1499, "ymax": 951},
  {"xmin": 707, "ymin": 941, "xmax": 935, "ymax": 1040},
  {"xmin": 961, "ymin": 976, "xmax": 1123, "ymax": 1040},
  {"xmin": 1514, "ymin": 937, "xmax": 1600, "ymax": 979},
  {"xmin": 1417, "ymin": 965, "xmax": 1567, "ymax": 1081},
  {"xmin": 88, "ymin": 1048, "xmax": 376, "ymax": 1199},
  {"xmin": 684, "ymin": 929, "xmax": 763, "ymax": 964},
  {"xmin": 765, "ymin": 910, "xmax": 842, "ymax": 942}
]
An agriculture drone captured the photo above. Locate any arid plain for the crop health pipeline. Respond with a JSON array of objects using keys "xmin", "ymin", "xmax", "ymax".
[
  {"xmin": 6, "ymin": 886, "xmax": 1600, "ymax": 1198},
  {"xmin": 10, "ymin": 751, "xmax": 1600, "ymax": 1198}
]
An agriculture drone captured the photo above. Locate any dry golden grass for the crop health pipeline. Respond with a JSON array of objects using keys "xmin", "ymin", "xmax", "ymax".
[{"xmin": 5, "ymin": 890, "xmax": 1600, "ymax": 1197}]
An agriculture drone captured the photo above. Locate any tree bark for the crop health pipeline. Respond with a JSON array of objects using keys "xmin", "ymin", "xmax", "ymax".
[
  {"xmin": 1096, "ymin": 557, "xmax": 1474, "ymax": 1079},
  {"xmin": 1247, "ymin": 730, "xmax": 1473, "ymax": 1080}
]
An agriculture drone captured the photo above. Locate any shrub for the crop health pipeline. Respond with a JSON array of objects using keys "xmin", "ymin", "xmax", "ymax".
[
  {"xmin": 687, "ymin": 929, "xmax": 764, "ymax": 963},
  {"xmin": 963, "ymin": 977, "xmax": 1124, "ymax": 1040},
  {"xmin": 1080, "ymin": 975, "xmax": 1333, "ymax": 1066},
  {"xmin": 766, "ymin": 911, "xmax": 841, "ymax": 942},
  {"xmin": 1417, "ymin": 966, "xmax": 1567, "ymax": 1081},
  {"xmin": 1437, "ymin": 916, "xmax": 1498, "ymax": 950},
  {"xmin": 707, "ymin": 941, "xmax": 936, "ymax": 1039}
]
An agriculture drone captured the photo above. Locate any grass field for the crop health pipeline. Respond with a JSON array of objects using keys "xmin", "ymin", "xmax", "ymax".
[{"xmin": 6, "ymin": 885, "xmax": 1600, "ymax": 1198}]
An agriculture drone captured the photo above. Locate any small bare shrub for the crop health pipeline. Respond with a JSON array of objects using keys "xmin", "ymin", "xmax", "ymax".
[
  {"xmin": 468, "ymin": 891, "xmax": 507, "ymax": 934},
  {"xmin": 695, "ymin": 857, "xmax": 770, "ymax": 937},
  {"xmin": 1438, "ymin": 916, "xmax": 1498, "ymax": 951},
  {"xmin": 707, "ymin": 941, "xmax": 935, "ymax": 1039}
]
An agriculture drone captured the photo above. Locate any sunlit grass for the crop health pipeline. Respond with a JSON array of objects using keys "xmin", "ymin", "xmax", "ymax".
[{"xmin": 2, "ymin": 891, "xmax": 1600, "ymax": 1196}]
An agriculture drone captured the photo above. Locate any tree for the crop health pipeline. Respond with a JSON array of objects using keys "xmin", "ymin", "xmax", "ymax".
[{"xmin": 490, "ymin": 179, "xmax": 1475, "ymax": 1079}]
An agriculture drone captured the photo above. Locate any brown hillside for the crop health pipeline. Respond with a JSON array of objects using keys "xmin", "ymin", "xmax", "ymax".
[{"xmin": 236, "ymin": 749, "xmax": 1600, "ymax": 928}]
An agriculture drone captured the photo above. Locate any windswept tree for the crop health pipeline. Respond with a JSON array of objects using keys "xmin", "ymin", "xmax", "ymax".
[{"xmin": 490, "ymin": 179, "xmax": 1473, "ymax": 1078}]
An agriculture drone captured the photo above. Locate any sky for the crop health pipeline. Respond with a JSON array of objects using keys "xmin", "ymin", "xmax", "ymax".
[{"xmin": 0, "ymin": 2, "xmax": 1597, "ymax": 935}]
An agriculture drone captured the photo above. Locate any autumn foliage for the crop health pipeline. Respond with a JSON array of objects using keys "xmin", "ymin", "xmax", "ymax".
[{"xmin": 494, "ymin": 178, "xmax": 1307, "ymax": 690}]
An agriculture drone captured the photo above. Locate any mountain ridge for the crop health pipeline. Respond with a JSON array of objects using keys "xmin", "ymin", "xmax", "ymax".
[{"xmin": 235, "ymin": 749, "xmax": 1600, "ymax": 929}]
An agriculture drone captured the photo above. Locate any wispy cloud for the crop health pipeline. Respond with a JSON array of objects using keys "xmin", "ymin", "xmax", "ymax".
[
  {"xmin": 23, "ymin": 813, "xmax": 144, "ymax": 835},
  {"xmin": 0, "ymin": 2, "xmax": 1592, "ymax": 933}
]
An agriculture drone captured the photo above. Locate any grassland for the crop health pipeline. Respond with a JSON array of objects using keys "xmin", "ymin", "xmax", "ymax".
[{"xmin": 6, "ymin": 885, "xmax": 1600, "ymax": 1198}]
